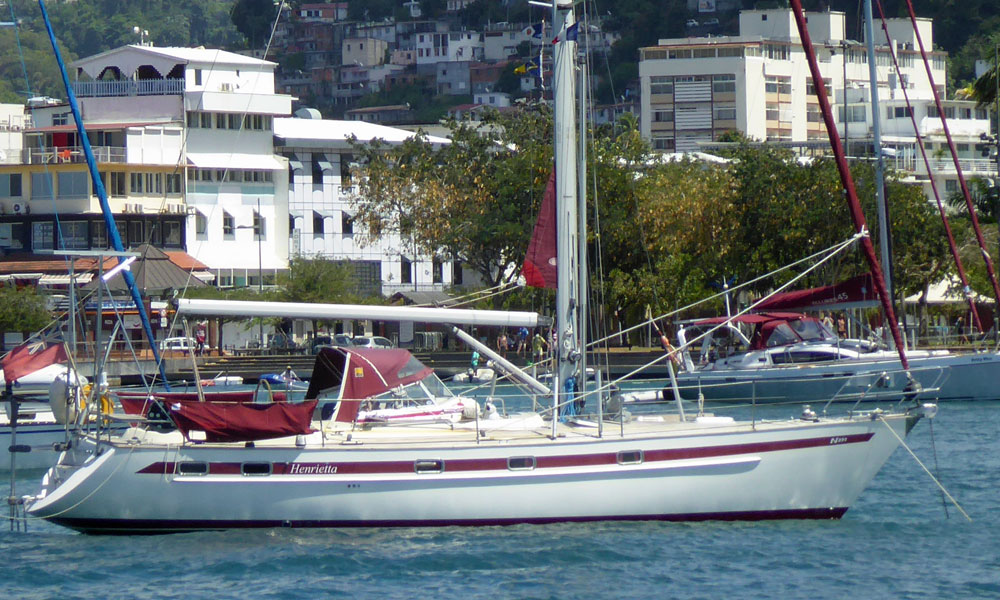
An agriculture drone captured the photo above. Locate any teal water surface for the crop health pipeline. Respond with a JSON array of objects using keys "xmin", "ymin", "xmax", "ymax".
[{"xmin": 1, "ymin": 391, "xmax": 996, "ymax": 600}]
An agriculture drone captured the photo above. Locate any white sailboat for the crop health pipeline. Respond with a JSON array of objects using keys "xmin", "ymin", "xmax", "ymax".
[{"xmin": 25, "ymin": 2, "xmax": 934, "ymax": 533}]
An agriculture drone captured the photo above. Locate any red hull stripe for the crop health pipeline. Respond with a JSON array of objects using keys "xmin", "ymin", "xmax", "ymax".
[
  {"xmin": 50, "ymin": 507, "xmax": 851, "ymax": 534},
  {"xmin": 136, "ymin": 432, "xmax": 874, "ymax": 475}
]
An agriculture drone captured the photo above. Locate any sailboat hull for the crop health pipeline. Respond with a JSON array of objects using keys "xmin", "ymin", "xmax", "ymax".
[
  {"xmin": 27, "ymin": 413, "xmax": 916, "ymax": 533},
  {"xmin": 665, "ymin": 353, "xmax": 998, "ymax": 403}
]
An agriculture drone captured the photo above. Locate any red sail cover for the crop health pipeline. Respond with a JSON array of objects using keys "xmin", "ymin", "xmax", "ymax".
[
  {"xmin": 2, "ymin": 338, "xmax": 68, "ymax": 383},
  {"xmin": 523, "ymin": 168, "xmax": 558, "ymax": 289},
  {"xmin": 167, "ymin": 399, "xmax": 317, "ymax": 443},
  {"xmin": 754, "ymin": 274, "xmax": 878, "ymax": 311}
]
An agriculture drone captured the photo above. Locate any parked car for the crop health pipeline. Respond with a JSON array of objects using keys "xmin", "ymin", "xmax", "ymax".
[
  {"xmin": 159, "ymin": 336, "xmax": 194, "ymax": 353},
  {"xmin": 311, "ymin": 334, "xmax": 355, "ymax": 354},
  {"xmin": 704, "ymin": 18, "xmax": 720, "ymax": 27},
  {"xmin": 352, "ymin": 336, "xmax": 394, "ymax": 349},
  {"xmin": 685, "ymin": 19, "xmax": 698, "ymax": 27}
]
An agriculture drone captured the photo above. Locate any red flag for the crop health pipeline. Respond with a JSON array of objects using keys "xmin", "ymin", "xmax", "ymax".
[
  {"xmin": 2, "ymin": 339, "xmax": 68, "ymax": 383},
  {"xmin": 523, "ymin": 168, "xmax": 558, "ymax": 289}
]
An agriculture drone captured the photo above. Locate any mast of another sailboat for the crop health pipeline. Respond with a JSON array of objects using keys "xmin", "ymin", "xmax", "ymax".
[
  {"xmin": 863, "ymin": 0, "xmax": 895, "ymax": 348},
  {"xmin": 788, "ymin": 0, "xmax": 908, "ymax": 368},
  {"xmin": 552, "ymin": 1, "xmax": 581, "ymax": 429}
]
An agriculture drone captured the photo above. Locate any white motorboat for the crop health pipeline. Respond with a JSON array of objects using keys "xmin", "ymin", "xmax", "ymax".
[
  {"xmin": 629, "ymin": 312, "xmax": 995, "ymax": 404},
  {"xmin": 25, "ymin": 2, "xmax": 931, "ymax": 533}
]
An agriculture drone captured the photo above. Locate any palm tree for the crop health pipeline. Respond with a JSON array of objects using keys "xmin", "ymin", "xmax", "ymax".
[{"xmin": 971, "ymin": 67, "xmax": 997, "ymax": 106}]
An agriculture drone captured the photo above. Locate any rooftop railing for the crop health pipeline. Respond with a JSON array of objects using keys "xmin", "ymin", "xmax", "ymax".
[{"xmin": 71, "ymin": 78, "xmax": 184, "ymax": 98}]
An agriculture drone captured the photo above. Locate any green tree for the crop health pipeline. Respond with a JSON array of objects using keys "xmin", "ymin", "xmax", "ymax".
[
  {"xmin": 351, "ymin": 106, "xmax": 554, "ymax": 305},
  {"xmin": 230, "ymin": 0, "xmax": 276, "ymax": 50},
  {"xmin": 0, "ymin": 284, "xmax": 52, "ymax": 336}
]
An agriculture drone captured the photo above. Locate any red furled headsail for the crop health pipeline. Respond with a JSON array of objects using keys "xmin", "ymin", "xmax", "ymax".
[
  {"xmin": 1, "ymin": 337, "xmax": 68, "ymax": 384},
  {"xmin": 523, "ymin": 167, "xmax": 558, "ymax": 289}
]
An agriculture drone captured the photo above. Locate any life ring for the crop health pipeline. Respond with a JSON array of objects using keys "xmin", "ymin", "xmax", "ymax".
[{"xmin": 79, "ymin": 383, "xmax": 113, "ymax": 415}]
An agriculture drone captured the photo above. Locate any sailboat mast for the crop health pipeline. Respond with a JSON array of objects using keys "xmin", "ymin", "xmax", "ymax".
[
  {"xmin": 863, "ymin": 0, "xmax": 894, "ymax": 344},
  {"xmin": 552, "ymin": 1, "xmax": 580, "ymax": 425}
]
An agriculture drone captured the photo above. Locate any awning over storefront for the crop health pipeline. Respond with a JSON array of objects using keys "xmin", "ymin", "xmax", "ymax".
[{"xmin": 185, "ymin": 152, "xmax": 283, "ymax": 171}]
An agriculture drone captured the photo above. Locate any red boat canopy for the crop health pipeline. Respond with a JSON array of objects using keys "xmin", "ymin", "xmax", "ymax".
[
  {"xmin": 754, "ymin": 274, "xmax": 879, "ymax": 312},
  {"xmin": 692, "ymin": 312, "xmax": 831, "ymax": 350},
  {"xmin": 305, "ymin": 347, "xmax": 434, "ymax": 423}
]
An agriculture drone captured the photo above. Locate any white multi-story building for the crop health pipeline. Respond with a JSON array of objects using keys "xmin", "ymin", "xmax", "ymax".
[
  {"xmin": 274, "ymin": 112, "xmax": 463, "ymax": 298},
  {"xmin": 638, "ymin": 8, "xmax": 996, "ymax": 197},
  {"xmin": 0, "ymin": 45, "xmax": 293, "ymax": 288}
]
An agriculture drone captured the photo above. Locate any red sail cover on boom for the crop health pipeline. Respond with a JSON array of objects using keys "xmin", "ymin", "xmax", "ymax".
[
  {"xmin": 754, "ymin": 274, "xmax": 878, "ymax": 312},
  {"xmin": 523, "ymin": 168, "xmax": 557, "ymax": 289}
]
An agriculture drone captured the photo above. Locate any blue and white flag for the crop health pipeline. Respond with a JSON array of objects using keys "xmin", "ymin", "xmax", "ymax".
[
  {"xmin": 552, "ymin": 22, "xmax": 579, "ymax": 43},
  {"xmin": 523, "ymin": 22, "xmax": 544, "ymax": 38}
]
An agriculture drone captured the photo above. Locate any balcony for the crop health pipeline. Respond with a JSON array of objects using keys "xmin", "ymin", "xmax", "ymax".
[
  {"xmin": 71, "ymin": 78, "xmax": 184, "ymax": 98},
  {"xmin": 922, "ymin": 158, "xmax": 998, "ymax": 177},
  {"xmin": 23, "ymin": 146, "xmax": 126, "ymax": 165}
]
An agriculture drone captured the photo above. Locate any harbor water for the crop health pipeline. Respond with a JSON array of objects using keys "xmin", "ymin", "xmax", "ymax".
[{"xmin": 1, "ymin": 387, "xmax": 997, "ymax": 599}]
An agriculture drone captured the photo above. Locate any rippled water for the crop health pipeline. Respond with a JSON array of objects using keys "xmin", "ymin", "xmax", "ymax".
[{"xmin": 1, "ymin": 393, "xmax": 996, "ymax": 600}]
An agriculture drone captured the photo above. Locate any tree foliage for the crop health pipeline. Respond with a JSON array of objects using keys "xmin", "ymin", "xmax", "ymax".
[
  {"xmin": 350, "ymin": 105, "xmax": 554, "ymax": 301},
  {"xmin": 0, "ymin": 284, "xmax": 52, "ymax": 334}
]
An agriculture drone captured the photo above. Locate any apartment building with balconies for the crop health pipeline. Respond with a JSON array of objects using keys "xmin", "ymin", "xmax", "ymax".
[
  {"xmin": 638, "ymin": 8, "xmax": 996, "ymax": 200},
  {"xmin": 0, "ymin": 44, "xmax": 293, "ymax": 291}
]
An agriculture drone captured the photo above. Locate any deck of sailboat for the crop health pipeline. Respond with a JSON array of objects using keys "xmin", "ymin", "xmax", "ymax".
[{"xmin": 102, "ymin": 410, "xmax": 885, "ymax": 452}]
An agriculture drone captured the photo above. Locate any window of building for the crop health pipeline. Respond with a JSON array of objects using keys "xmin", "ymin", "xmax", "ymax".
[
  {"xmin": 194, "ymin": 69, "xmax": 202, "ymax": 85},
  {"xmin": 57, "ymin": 172, "xmax": 89, "ymax": 199},
  {"xmin": 765, "ymin": 75, "xmax": 791, "ymax": 94},
  {"xmin": 201, "ymin": 113, "xmax": 212, "ymax": 128},
  {"xmin": 652, "ymin": 136, "xmax": 675, "ymax": 151},
  {"xmin": 195, "ymin": 210, "xmax": 207, "ymax": 236},
  {"xmin": 187, "ymin": 111, "xmax": 198, "ymax": 127},
  {"xmin": 341, "ymin": 211, "xmax": 353, "ymax": 235},
  {"xmin": 432, "ymin": 257, "xmax": 442, "ymax": 284},
  {"xmin": 166, "ymin": 173, "xmax": 182, "ymax": 194},
  {"xmin": 216, "ymin": 113, "xmax": 227, "ymax": 129},
  {"xmin": 90, "ymin": 220, "xmax": 108, "ymax": 249},
  {"xmin": 313, "ymin": 211, "xmax": 325, "ymax": 234},
  {"xmin": 452, "ymin": 261, "xmax": 463, "ymax": 285},
  {"xmin": 717, "ymin": 47, "xmax": 743, "ymax": 57},
  {"xmin": 129, "ymin": 220, "xmax": 143, "ymax": 245},
  {"xmin": 144, "ymin": 221, "xmax": 161, "ymax": 246},
  {"xmin": 400, "ymin": 256, "xmax": 413, "ymax": 284},
  {"xmin": 31, "ymin": 173, "xmax": 53, "ymax": 199},
  {"xmin": 0, "ymin": 173, "xmax": 21, "ymax": 197},
  {"xmin": 60, "ymin": 221, "xmax": 88, "ymax": 249},
  {"xmin": 945, "ymin": 179, "xmax": 958, "ymax": 192},
  {"xmin": 714, "ymin": 107, "xmax": 736, "ymax": 120},
  {"xmin": 340, "ymin": 154, "xmax": 353, "ymax": 185},
  {"xmin": 312, "ymin": 158, "xmax": 324, "ymax": 184},
  {"xmin": 228, "ymin": 114, "xmax": 242, "ymax": 129},
  {"xmin": 712, "ymin": 74, "xmax": 736, "ymax": 93},
  {"xmin": 108, "ymin": 172, "xmax": 126, "ymax": 196},
  {"xmin": 805, "ymin": 78, "xmax": 832, "ymax": 96},
  {"xmin": 130, "ymin": 172, "xmax": 144, "ymax": 194},
  {"xmin": 31, "ymin": 221, "xmax": 54, "ymax": 250},
  {"xmin": 253, "ymin": 211, "xmax": 265, "ymax": 240},
  {"xmin": 653, "ymin": 110, "xmax": 674, "ymax": 122},
  {"xmin": 888, "ymin": 106, "xmax": 913, "ymax": 119},
  {"xmin": 223, "ymin": 212, "xmax": 234, "ymax": 237},
  {"xmin": 163, "ymin": 220, "xmax": 182, "ymax": 247}
]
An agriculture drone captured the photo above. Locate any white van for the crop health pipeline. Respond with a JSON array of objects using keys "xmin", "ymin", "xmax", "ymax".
[{"xmin": 159, "ymin": 337, "xmax": 194, "ymax": 353}]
